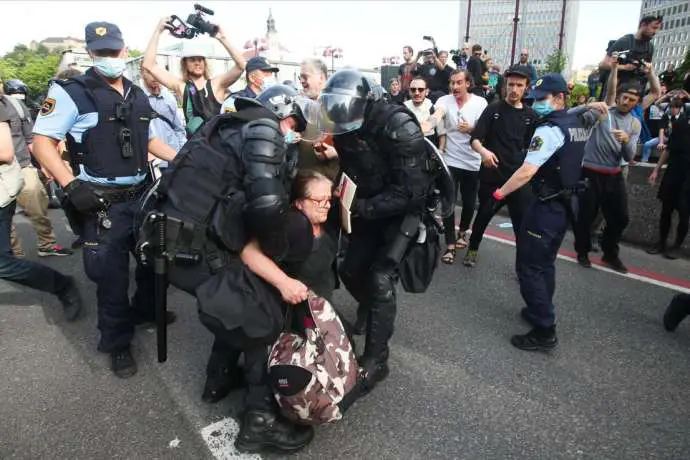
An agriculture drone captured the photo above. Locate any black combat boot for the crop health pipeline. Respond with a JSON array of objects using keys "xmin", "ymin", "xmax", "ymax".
[
  {"xmin": 358, "ymin": 304, "xmax": 394, "ymax": 392},
  {"xmin": 511, "ymin": 326, "xmax": 558, "ymax": 351},
  {"xmin": 234, "ymin": 409, "xmax": 314, "ymax": 454},
  {"xmin": 202, "ymin": 349, "xmax": 244, "ymax": 403}
]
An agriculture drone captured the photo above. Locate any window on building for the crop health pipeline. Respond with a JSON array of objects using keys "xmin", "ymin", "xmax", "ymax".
[
  {"xmin": 685, "ymin": 3, "xmax": 688, "ymax": 12},
  {"xmin": 675, "ymin": 18, "xmax": 680, "ymax": 28},
  {"xmin": 682, "ymin": 17, "xmax": 686, "ymax": 27},
  {"xmin": 672, "ymin": 5, "xmax": 676, "ymax": 14}
]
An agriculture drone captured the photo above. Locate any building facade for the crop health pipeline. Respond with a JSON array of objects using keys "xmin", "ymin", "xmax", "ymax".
[
  {"xmin": 457, "ymin": 0, "xmax": 579, "ymax": 78},
  {"xmin": 640, "ymin": 0, "xmax": 690, "ymax": 71}
]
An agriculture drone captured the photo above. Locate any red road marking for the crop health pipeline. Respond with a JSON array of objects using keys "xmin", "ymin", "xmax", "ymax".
[{"xmin": 484, "ymin": 228, "xmax": 690, "ymax": 290}]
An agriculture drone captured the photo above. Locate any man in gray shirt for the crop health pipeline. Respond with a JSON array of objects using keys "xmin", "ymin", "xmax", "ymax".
[{"xmin": 573, "ymin": 58, "xmax": 660, "ymax": 273}]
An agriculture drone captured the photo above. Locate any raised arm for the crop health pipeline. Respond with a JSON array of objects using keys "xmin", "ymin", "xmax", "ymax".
[
  {"xmin": 142, "ymin": 17, "xmax": 186, "ymax": 97},
  {"xmin": 210, "ymin": 25, "xmax": 246, "ymax": 100}
]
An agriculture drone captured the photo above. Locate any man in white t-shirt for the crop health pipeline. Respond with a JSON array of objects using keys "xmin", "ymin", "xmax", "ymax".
[
  {"xmin": 404, "ymin": 76, "xmax": 440, "ymax": 145},
  {"xmin": 433, "ymin": 70, "xmax": 487, "ymax": 264}
]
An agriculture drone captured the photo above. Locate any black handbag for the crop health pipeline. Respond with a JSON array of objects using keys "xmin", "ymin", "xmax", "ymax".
[{"xmin": 399, "ymin": 215, "xmax": 441, "ymax": 294}]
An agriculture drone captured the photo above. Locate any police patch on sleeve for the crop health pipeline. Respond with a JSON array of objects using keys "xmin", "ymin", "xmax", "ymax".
[
  {"xmin": 40, "ymin": 98, "xmax": 56, "ymax": 116},
  {"xmin": 528, "ymin": 136, "xmax": 543, "ymax": 152}
]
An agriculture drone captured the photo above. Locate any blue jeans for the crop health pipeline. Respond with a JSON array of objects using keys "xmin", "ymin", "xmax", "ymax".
[
  {"xmin": 0, "ymin": 201, "xmax": 69, "ymax": 295},
  {"xmin": 642, "ymin": 137, "xmax": 659, "ymax": 162}
]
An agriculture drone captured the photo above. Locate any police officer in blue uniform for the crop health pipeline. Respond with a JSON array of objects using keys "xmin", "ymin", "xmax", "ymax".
[
  {"xmin": 490, "ymin": 74, "xmax": 605, "ymax": 351},
  {"xmin": 32, "ymin": 22, "xmax": 177, "ymax": 377},
  {"xmin": 220, "ymin": 56, "xmax": 279, "ymax": 113}
]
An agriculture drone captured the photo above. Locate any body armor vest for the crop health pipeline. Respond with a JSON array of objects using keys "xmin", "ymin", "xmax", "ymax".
[
  {"xmin": 58, "ymin": 69, "xmax": 151, "ymax": 179},
  {"xmin": 532, "ymin": 109, "xmax": 591, "ymax": 194}
]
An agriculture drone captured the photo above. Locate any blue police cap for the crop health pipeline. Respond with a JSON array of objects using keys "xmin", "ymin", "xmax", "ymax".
[
  {"xmin": 532, "ymin": 73, "xmax": 569, "ymax": 100},
  {"xmin": 246, "ymin": 56, "xmax": 279, "ymax": 74},
  {"xmin": 85, "ymin": 21, "xmax": 124, "ymax": 51}
]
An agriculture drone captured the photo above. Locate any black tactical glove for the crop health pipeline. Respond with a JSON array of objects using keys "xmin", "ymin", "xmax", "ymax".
[{"xmin": 63, "ymin": 179, "xmax": 106, "ymax": 214}]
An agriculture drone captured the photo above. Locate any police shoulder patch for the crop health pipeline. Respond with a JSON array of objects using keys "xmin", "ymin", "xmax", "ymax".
[
  {"xmin": 39, "ymin": 98, "xmax": 56, "ymax": 116},
  {"xmin": 528, "ymin": 136, "xmax": 543, "ymax": 152}
]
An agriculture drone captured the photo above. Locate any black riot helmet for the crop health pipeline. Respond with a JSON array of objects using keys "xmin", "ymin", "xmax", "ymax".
[
  {"xmin": 318, "ymin": 69, "xmax": 374, "ymax": 134},
  {"xmin": 235, "ymin": 84, "xmax": 316, "ymax": 132},
  {"xmin": 3, "ymin": 79, "xmax": 29, "ymax": 97}
]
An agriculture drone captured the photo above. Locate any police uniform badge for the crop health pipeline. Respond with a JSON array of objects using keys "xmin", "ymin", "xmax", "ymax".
[
  {"xmin": 535, "ymin": 78, "xmax": 543, "ymax": 87},
  {"xmin": 528, "ymin": 136, "xmax": 543, "ymax": 152},
  {"xmin": 95, "ymin": 27, "xmax": 107, "ymax": 36},
  {"xmin": 39, "ymin": 98, "xmax": 56, "ymax": 116}
]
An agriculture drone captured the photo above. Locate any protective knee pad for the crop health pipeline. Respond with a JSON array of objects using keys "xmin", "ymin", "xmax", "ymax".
[{"xmin": 369, "ymin": 270, "xmax": 395, "ymax": 304}]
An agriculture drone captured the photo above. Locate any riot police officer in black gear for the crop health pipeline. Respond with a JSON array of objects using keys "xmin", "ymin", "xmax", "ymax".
[
  {"xmin": 318, "ymin": 69, "xmax": 433, "ymax": 391},
  {"xmin": 144, "ymin": 84, "xmax": 315, "ymax": 454}
]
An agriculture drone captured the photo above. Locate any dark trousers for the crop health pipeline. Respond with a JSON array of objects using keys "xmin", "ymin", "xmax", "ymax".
[
  {"xmin": 0, "ymin": 201, "xmax": 70, "ymax": 295},
  {"xmin": 81, "ymin": 198, "xmax": 155, "ymax": 352},
  {"xmin": 443, "ymin": 166, "xmax": 479, "ymax": 245},
  {"xmin": 168, "ymin": 256, "xmax": 275, "ymax": 412},
  {"xmin": 574, "ymin": 169, "xmax": 629, "ymax": 259},
  {"xmin": 469, "ymin": 181, "xmax": 532, "ymax": 251},
  {"xmin": 659, "ymin": 200, "xmax": 690, "ymax": 248},
  {"xmin": 339, "ymin": 219, "xmax": 400, "ymax": 357},
  {"xmin": 517, "ymin": 200, "xmax": 569, "ymax": 329}
]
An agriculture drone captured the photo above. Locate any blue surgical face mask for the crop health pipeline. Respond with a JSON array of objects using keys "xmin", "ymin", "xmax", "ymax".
[
  {"xmin": 533, "ymin": 100, "xmax": 555, "ymax": 117},
  {"xmin": 93, "ymin": 56, "xmax": 126, "ymax": 79},
  {"xmin": 284, "ymin": 129, "xmax": 299, "ymax": 145},
  {"xmin": 261, "ymin": 75, "xmax": 278, "ymax": 91}
]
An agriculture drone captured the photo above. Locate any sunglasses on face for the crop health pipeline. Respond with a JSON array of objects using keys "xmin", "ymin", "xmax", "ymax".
[{"xmin": 410, "ymin": 87, "xmax": 426, "ymax": 93}]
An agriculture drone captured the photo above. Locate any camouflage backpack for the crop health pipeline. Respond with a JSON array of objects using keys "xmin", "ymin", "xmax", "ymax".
[{"xmin": 268, "ymin": 294, "xmax": 359, "ymax": 425}]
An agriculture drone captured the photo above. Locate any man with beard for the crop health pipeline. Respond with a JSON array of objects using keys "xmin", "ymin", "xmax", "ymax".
[
  {"xmin": 574, "ymin": 57, "xmax": 660, "ymax": 273},
  {"xmin": 461, "ymin": 68, "xmax": 537, "ymax": 267},
  {"xmin": 143, "ymin": 16, "xmax": 246, "ymax": 137},
  {"xmin": 599, "ymin": 15, "xmax": 662, "ymax": 89},
  {"xmin": 318, "ymin": 69, "xmax": 433, "ymax": 391}
]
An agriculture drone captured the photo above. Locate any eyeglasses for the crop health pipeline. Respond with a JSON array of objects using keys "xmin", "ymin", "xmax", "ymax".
[
  {"xmin": 410, "ymin": 87, "xmax": 426, "ymax": 92},
  {"xmin": 304, "ymin": 196, "xmax": 331, "ymax": 207}
]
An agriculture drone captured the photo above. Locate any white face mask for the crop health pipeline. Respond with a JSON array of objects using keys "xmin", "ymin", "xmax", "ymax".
[
  {"xmin": 261, "ymin": 75, "xmax": 278, "ymax": 91},
  {"xmin": 93, "ymin": 56, "xmax": 126, "ymax": 79},
  {"xmin": 8, "ymin": 94, "xmax": 25, "ymax": 101}
]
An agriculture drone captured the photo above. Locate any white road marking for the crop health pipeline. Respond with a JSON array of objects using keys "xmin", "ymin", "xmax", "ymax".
[
  {"xmin": 200, "ymin": 418, "xmax": 261, "ymax": 460},
  {"xmin": 482, "ymin": 233, "xmax": 690, "ymax": 294}
]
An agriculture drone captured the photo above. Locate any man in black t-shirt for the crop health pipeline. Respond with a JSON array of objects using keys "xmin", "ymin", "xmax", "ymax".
[
  {"xmin": 600, "ymin": 15, "xmax": 662, "ymax": 90},
  {"xmin": 461, "ymin": 68, "xmax": 537, "ymax": 267},
  {"xmin": 414, "ymin": 49, "xmax": 452, "ymax": 103}
]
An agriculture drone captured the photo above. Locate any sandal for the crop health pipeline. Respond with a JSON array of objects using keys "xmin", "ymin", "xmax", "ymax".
[
  {"xmin": 442, "ymin": 247, "xmax": 456, "ymax": 264},
  {"xmin": 455, "ymin": 231, "xmax": 469, "ymax": 249}
]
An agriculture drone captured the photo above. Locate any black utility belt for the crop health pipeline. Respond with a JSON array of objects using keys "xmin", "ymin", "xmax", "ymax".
[{"xmin": 92, "ymin": 182, "xmax": 148, "ymax": 203}]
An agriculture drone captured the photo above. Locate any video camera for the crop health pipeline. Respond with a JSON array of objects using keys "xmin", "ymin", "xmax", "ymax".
[
  {"xmin": 448, "ymin": 49, "xmax": 464, "ymax": 66},
  {"xmin": 165, "ymin": 4, "xmax": 218, "ymax": 39}
]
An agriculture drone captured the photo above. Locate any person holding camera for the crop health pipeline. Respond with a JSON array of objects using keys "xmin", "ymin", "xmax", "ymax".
[
  {"xmin": 143, "ymin": 15, "xmax": 246, "ymax": 137},
  {"xmin": 599, "ymin": 15, "xmax": 662, "ymax": 90},
  {"xmin": 573, "ymin": 54, "xmax": 660, "ymax": 273},
  {"xmin": 414, "ymin": 37, "xmax": 452, "ymax": 103}
]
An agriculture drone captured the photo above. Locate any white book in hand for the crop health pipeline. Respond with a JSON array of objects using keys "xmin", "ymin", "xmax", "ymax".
[{"xmin": 335, "ymin": 173, "xmax": 357, "ymax": 234}]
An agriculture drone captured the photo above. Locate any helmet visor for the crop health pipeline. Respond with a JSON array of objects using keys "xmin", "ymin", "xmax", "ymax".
[{"xmin": 317, "ymin": 93, "xmax": 366, "ymax": 135}]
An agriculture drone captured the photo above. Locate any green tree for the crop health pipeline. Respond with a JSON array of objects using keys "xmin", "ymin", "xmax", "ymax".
[
  {"xmin": 128, "ymin": 49, "xmax": 143, "ymax": 58},
  {"xmin": 544, "ymin": 49, "xmax": 568, "ymax": 74},
  {"xmin": 0, "ymin": 44, "xmax": 61, "ymax": 101},
  {"xmin": 568, "ymin": 83, "xmax": 590, "ymax": 106}
]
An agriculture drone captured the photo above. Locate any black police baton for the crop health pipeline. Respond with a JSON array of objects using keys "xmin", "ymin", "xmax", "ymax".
[{"xmin": 150, "ymin": 212, "xmax": 169, "ymax": 363}]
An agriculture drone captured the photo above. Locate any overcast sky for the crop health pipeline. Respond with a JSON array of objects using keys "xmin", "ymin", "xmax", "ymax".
[{"xmin": 1, "ymin": 0, "xmax": 642, "ymax": 69}]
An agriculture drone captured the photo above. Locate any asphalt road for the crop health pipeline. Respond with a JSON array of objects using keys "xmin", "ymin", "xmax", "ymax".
[{"xmin": 1, "ymin": 210, "xmax": 689, "ymax": 460}]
